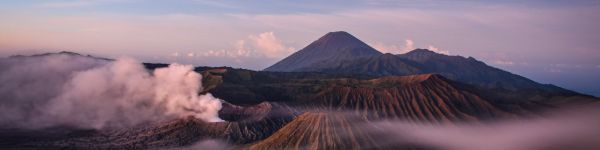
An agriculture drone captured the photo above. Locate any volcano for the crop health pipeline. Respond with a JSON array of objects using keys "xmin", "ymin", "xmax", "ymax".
[{"xmin": 264, "ymin": 31, "xmax": 382, "ymax": 72}]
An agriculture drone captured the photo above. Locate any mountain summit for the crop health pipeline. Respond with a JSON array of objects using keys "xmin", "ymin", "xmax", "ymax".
[{"xmin": 264, "ymin": 31, "xmax": 382, "ymax": 71}]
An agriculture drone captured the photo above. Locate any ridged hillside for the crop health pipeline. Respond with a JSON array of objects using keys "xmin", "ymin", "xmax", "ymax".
[
  {"xmin": 304, "ymin": 74, "xmax": 514, "ymax": 122},
  {"xmin": 250, "ymin": 112, "xmax": 428, "ymax": 150}
]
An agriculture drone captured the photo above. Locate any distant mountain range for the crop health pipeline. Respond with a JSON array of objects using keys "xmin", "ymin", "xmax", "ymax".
[{"xmin": 265, "ymin": 31, "xmax": 591, "ymax": 103}]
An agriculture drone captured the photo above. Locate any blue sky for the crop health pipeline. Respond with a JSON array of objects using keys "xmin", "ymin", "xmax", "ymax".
[{"xmin": 0, "ymin": 0, "xmax": 599, "ymax": 96}]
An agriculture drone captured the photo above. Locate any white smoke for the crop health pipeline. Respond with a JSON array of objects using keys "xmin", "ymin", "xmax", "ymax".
[{"xmin": 0, "ymin": 53, "xmax": 222, "ymax": 129}]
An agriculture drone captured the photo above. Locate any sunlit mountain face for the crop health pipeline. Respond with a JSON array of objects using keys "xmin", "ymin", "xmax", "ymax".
[{"xmin": 1, "ymin": 1, "xmax": 599, "ymax": 150}]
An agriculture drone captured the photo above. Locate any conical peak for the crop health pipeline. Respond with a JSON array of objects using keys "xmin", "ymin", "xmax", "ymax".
[
  {"xmin": 323, "ymin": 31, "xmax": 353, "ymax": 38},
  {"xmin": 263, "ymin": 31, "xmax": 382, "ymax": 72},
  {"xmin": 315, "ymin": 31, "xmax": 363, "ymax": 45}
]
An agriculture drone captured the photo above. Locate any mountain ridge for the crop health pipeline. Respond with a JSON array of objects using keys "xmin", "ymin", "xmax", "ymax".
[{"xmin": 264, "ymin": 31, "xmax": 593, "ymax": 102}]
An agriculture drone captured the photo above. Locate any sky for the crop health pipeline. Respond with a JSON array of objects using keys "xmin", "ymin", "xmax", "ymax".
[{"xmin": 0, "ymin": 0, "xmax": 599, "ymax": 96}]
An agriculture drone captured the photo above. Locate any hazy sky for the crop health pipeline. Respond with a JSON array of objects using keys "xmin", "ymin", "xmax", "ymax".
[{"xmin": 0, "ymin": 0, "xmax": 599, "ymax": 96}]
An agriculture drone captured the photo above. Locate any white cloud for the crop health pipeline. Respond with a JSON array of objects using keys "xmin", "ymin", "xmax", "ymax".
[
  {"xmin": 187, "ymin": 52, "xmax": 195, "ymax": 57},
  {"xmin": 428, "ymin": 45, "xmax": 450, "ymax": 55},
  {"xmin": 195, "ymin": 41, "xmax": 255, "ymax": 59},
  {"xmin": 405, "ymin": 39, "xmax": 415, "ymax": 51},
  {"xmin": 371, "ymin": 42, "xmax": 400, "ymax": 54},
  {"xmin": 164, "ymin": 31, "xmax": 293, "ymax": 69},
  {"xmin": 248, "ymin": 32, "xmax": 294, "ymax": 58},
  {"xmin": 233, "ymin": 40, "xmax": 247, "ymax": 54},
  {"xmin": 493, "ymin": 60, "xmax": 515, "ymax": 66},
  {"xmin": 370, "ymin": 39, "xmax": 415, "ymax": 54},
  {"xmin": 371, "ymin": 40, "xmax": 451, "ymax": 55},
  {"xmin": 192, "ymin": 32, "xmax": 293, "ymax": 59}
]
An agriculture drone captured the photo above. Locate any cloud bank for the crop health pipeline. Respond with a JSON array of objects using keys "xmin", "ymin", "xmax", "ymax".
[
  {"xmin": 371, "ymin": 39, "xmax": 450, "ymax": 55},
  {"xmin": 0, "ymin": 53, "xmax": 222, "ymax": 129},
  {"xmin": 371, "ymin": 39, "xmax": 414, "ymax": 54},
  {"xmin": 167, "ymin": 31, "xmax": 294, "ymax": 69},
  {"xmin": 370, "ymin": 105, "xmax": 600, "ymax": 150}
]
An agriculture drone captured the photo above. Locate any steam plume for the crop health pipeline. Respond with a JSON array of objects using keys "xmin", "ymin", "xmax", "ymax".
[{"xmin": 0, "ymin": 53, "xmax": 222, "ymax": 129}]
